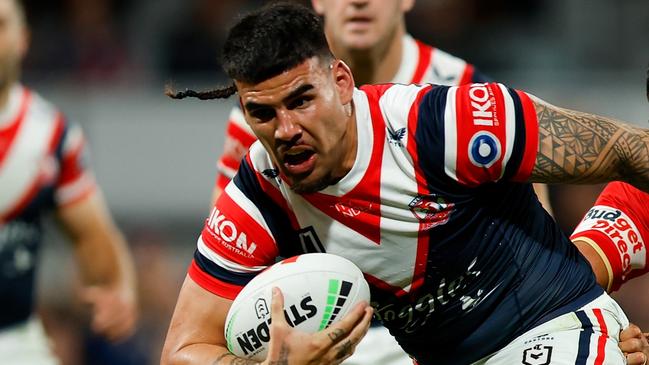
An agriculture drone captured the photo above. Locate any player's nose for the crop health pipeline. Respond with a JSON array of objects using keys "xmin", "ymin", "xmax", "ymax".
[{"xmin": 274, "ymin": 110, "xmax": 302, "ymax": 141}]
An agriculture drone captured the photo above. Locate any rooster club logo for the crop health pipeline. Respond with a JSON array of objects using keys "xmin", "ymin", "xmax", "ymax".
[
  {"xmin": 522, "ymin": 344, "xmax": 553, "ymax": 365},
  {"xmin": 408, "ymin": 194, "xmax": 454, "ymax": 229}
]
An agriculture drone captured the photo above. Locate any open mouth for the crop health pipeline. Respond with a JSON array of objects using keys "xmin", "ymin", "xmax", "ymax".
[{"xmin": 284, "ymin": 150, "xmax": 315, "ymax": 166}]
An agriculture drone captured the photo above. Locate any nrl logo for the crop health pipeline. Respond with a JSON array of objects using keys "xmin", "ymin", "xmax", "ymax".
[
  {"xmin": 522, "ymin": 344, "xmax": 553, "ymax": 365},
  {"xmin": 408, "ymin": 194, "xmax": 454, "ymax": 230}
]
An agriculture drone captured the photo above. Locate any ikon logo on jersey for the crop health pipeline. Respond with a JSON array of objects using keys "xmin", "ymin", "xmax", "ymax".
[
  {"xmin": 572, "ymin": 205, "xmax": 646, "ymax": 275},
  {"xmin": 408, "ymin": 194, "xmax": 455, "ymax": 230},
  {"xmin": 206, "ymin": 208, "xmax": 257, "ymax": 256}
]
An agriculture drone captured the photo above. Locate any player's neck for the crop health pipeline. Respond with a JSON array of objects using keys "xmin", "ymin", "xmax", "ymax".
[{"xmin": 334, "ymin": 25, "xmax": 405, "ymax": 86}]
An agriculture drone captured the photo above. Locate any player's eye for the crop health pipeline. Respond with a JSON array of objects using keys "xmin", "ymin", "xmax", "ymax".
[
  {"xmin": 250, "ymin": 108, "xmax": 275, "ymax": 122},
  {"xmin": 288, "ymin": 96, "xmax": 312, "ymax": 110}
]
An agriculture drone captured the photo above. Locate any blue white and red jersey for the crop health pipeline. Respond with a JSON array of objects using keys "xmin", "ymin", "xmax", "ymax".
[
  {"xmin": 192, "ymin": 82, "xmax": 601, "ymax": 364},
  {"xmin": 571, "ymin": 181, "xmax": 649, "ymax": 292},
  {"xmin": 214, "ymin": 34, "xmax": 489, "ymax": 190},
  {"xmin": 0, "ymin": 84, "xmax": 95, "ymax": 328}
]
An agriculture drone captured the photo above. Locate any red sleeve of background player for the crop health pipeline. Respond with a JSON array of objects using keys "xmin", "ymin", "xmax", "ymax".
[
  {"xmin": 215, "ymin": 105, "xmax": 257, "ymax": 191},
  {"xmin": 570, "ymin": 181, "xmax": 649, "ymax": 292}
]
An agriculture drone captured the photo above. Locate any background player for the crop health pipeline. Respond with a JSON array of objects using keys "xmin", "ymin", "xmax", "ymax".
[
  {"xmin": 162, "ymin": 3, "xmax": 649, "ymax": 364},
  {"xmin": 0, "ymin": 0, "xmax": 138, "ymax": 363}
]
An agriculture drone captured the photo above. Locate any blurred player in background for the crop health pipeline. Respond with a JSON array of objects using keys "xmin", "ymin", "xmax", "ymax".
[
  {"xmin": 0, "ymin": 0, "xmax": 137, "ymax": 363},
  {"xmin": 163, "ymin": 3, "xmax": 649, "ymax": 364}
]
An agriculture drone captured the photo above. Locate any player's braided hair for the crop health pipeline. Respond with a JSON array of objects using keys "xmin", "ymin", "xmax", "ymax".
[
  {"xmin": 165, "ymin": 84, "xmax": 237, "ymax": 100},
  {"xmin": 646, "ymin": 64, "xmax": 648, "ymax": 102},
  {"xmin": 166, "ymin": 2, "xmax": 332, "ymax": 101}
]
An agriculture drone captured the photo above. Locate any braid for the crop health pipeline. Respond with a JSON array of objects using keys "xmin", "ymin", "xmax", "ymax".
[
  {"xmin": 165, "ymin": 83, "xmax": 237, "ymax": 100},
  {"xmin": 646, "ymin": 64, "xmax": 648, "ymax": 102}
]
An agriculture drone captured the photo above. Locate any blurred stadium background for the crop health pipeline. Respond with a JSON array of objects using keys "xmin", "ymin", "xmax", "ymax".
[{"xmin": 23, "ymin": 0, "xmax": 648, "ymax": 364}]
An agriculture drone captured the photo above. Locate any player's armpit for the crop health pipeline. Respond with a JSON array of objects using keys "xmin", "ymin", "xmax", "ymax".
[{"xmin": 529, "ymin": 98, "xmax": 649, "ymax": 191}]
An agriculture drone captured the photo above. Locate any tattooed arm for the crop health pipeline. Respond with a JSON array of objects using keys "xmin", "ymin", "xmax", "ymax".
[{"xmin": 530, "ymin": 98, "xmax": 649, "ymax": 190}]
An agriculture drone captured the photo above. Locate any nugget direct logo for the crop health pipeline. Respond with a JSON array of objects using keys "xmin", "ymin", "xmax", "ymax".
[{"xmin": 468, "ymin": 131, "xmax": 501, "ymax": 168}]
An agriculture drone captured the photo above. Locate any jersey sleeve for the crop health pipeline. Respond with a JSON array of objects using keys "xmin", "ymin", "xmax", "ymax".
[
  {"xmin": 191, "ymin": 156, "xmax": 289, "ymax": 299},
  {"xmin": 415, "ymin": 82, "xmax": 539, "ymax": 188},
  {"xmin": 215, "ymin": 104, "xmax": 257, "ymax": 191},
  {"xmin": 54, "ymin": 120, "xmax": 96, "ymax": 206},
  {"xmin": 570, "ymin": 181, "xmax": 649, "ymax": 292}
]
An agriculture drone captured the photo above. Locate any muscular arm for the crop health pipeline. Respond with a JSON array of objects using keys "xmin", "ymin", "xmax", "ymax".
[
  {"xmin": 530, "ymin": 99, "xmax": 649, "ymax": 190},
  {"xmin": 56, "ymin": 190, "xmax": 137, "ymax": 341},
  {"xmin": 161, "ymin": 275, "xmax": 250, "ymax": 365}
]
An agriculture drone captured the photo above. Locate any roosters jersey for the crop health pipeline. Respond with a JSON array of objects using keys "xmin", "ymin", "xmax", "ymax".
[
  {"xmin": 571, "ymin": 181, "xmax": 649, "ymax": 292},
  {"xmin": 214, "ymin": 34, "xmax": 489, "ymax": 190},
  {"xmin": 191, "ymin": 82, "xmax": 601, "ymax": 364},
  {"xmin": 0, "ymin": 84, "xmax": 95, "ymax": 327}
]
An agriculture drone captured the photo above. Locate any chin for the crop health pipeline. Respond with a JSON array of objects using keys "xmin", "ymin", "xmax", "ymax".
[{"xmin": 290, "ymin": 175, "xmax": 334, "ymax": 194}]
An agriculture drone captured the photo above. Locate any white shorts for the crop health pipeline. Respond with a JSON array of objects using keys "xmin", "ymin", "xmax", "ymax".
[
  {"xmin": 0, "ymin": 317, "xmax": 59, "ymax": 365},
  {"xmin": 475, "ymin": 292, "xmax": 629, "ymax": 365},
  {"xmin": 344, "ymin": 325, "xmax": 413, "ymax": 365}
]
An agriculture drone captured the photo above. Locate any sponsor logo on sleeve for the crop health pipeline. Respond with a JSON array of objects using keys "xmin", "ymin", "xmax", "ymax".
[
  {"xmin": 206, "ymin": 208, "xmax": 257, "ymax": 256},
  {"xmin": 572, "ymin": 205, "xmax": 646, "ymax": 275},
  {"xmin": 468, "ymin": 131, "xmax": 501, "ymax": 168}
]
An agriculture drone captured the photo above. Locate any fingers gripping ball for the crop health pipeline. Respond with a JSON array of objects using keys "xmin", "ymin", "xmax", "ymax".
[{"xmin": 224, "ymin": 253, "xmax": 371, "ymax": 361}]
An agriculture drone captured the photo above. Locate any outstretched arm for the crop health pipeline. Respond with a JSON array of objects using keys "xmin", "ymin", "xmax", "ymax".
[
  {"xmin": 57, "ymin": 190, "xmax": 138, "ymax": 342},
  {"xmin": 530, "ymin": 98, "xmax": 649, "ymax": 190}
]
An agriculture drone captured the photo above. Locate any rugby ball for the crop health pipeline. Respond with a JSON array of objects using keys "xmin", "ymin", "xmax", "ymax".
[{"xmin": 224, "ymin": 253, "xmax": 370, "ymax": 361}]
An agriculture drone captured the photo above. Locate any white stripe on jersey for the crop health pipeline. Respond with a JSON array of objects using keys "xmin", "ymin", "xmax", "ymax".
[
  {"xmin": 55, "ymin": 173, "xmax": 95, "ymax": 205},
  {"xmin": 224, "ymin": 180, "xmax": 274, "ymax": 239},
  {"xmin": 391, "ymin": 34, "xmax": 419, "ymax": 84},
  {"xmin": 197, "ymin": 236, "xmax": 268, "ymax": 274},
  {"xmin": 498, "ymin": 84, "xmax": 517, "ymax": 179},
  {"xmin": 0, "ymin": 92, "xmax": 58, "ymax": 215},
  {"xmin": 443, "ymin": 86, "xmax": 459, "ymax": 181},
  {"xmin": 427, "ymin": 48, "xmax": 468, "ymax": 86}
]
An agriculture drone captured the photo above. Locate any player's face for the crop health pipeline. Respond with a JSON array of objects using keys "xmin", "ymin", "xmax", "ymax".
[
  {"xmin": 0, "ymin": 0, "xmax": 26, "ymax": 90},
  {"xmin": 312, "ymin": 0, "xmax": 414, "ymax": 51},
  {"xmin": 236, "ymin": 57, "xmax": 357, "ymax": 193}
]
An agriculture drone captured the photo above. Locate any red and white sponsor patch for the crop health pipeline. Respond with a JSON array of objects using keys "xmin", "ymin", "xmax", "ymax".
[
  {"xmin": 201, "ymin": 192, "xmax": 277, "ymax": 267},
  {"xmin": 571, "ymin": 205, "xmax": 647, "ymax": 279}
]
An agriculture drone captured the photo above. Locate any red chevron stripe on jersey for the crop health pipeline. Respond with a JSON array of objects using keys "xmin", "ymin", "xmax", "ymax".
[
  {"xmin": 406, "ymin": 85, "xmax": 434, "ymax": 294},
  {"xmin": 300, "ymin": 84, "xmax": 392, "ymax": 245}
]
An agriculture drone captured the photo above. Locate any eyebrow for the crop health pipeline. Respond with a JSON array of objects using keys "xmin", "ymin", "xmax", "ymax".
[{"xmin": 244, "ymin": 84, "xmax": 314, "ymax": 111}]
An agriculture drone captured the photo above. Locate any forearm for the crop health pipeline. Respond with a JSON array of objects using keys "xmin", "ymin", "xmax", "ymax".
[
  {"xmin": 531, "ymin": 101, "xmax": 649, "ymax": 190},
  {"xmin": 164, "ymin": 344, "xmax": 258, "ymax": 365},
  {"xmin": 74, "ymin": 226, "xmax": 135, "ymax": 292}
]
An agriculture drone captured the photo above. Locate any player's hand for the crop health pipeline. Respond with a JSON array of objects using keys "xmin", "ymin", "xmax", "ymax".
[
  {"xmin": 262, "ymin": 287, "xmax": 373, "ymax": 365},
  {"xmin": 619, "ymin": 323, "xmax": 649, "ymax": 365},
  {"xmin": 80, "ymin": 285, "xmax": 138, "ymax": 342}
]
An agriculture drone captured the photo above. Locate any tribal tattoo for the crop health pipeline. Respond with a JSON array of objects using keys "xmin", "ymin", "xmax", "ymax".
[
  {"xmin": 211, "ymin": 353, "xmax": 258, "ymax": 365},
  {"xmin": 531, "ymin": 100, "xmax": 649, "ymax": 190},
  {"xmin": 268, "ymin": 344, "xmax": 289, "ymax": 365}
]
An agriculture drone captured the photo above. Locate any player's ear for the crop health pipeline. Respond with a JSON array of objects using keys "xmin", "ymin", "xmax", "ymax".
[
  {"xmin": 331, "ymin": 59, "xmax": 354, "ymax": 105},
  {"xmin": 401, "ymin": 0, "xmax": 415, "ymax": 13},
  {"xmin": 311, "ymin": 0, "xmax": 324, "ymax": 15}
]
